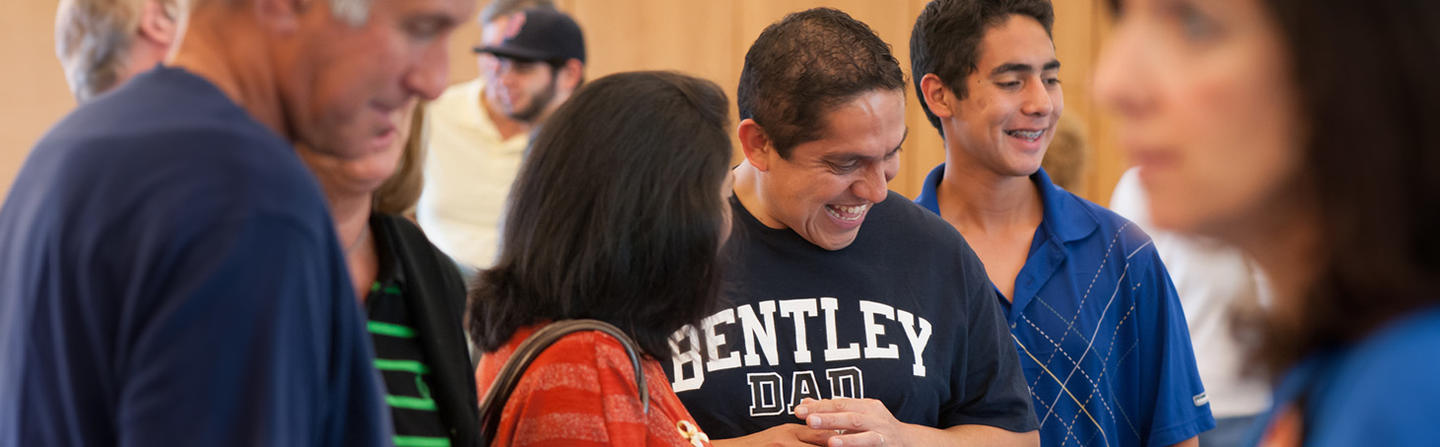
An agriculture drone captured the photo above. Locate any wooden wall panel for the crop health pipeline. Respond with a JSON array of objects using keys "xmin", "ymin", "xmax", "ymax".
[
  {"xmin": 540, "ymin": 0, "xmax": 1125, "ymax": 204},
  {"xmin": 1, "ymin": 0, "xmax": 1127, "ymax": 207},
  {"xmin": 563, "ymin": 0, "xmax": 736, "ymax": 82},
  {"xmin": 0, "ymin": 1, "xmax": 76, "ymax": 202},
  {"xmin": 1052, "ymin": 0, "xmax": 1096, "ymax": 198}
]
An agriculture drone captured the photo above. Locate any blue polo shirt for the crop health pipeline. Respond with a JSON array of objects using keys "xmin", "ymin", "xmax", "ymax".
[{"xmin": 917, "ymin": 165, "xmax": 1214, "ymax": 447}]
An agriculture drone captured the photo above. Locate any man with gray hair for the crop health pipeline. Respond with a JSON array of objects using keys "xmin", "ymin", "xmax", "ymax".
[
  {"xmin": 0, "ymin": 0, "xmax": 474, "ymax": 445},
  {"xmin": 54, "ymin": 0, "xmax": 182, "ymax": 102}
]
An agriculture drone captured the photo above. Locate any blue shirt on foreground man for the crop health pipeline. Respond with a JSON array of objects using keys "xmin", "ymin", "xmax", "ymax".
[
  {"xmin": 0, "ymin": 0, "xmax": 473, "ymax": 443},
  {"xmin": 0, "ymin": 67, "xmax": 389, "ymax": 446}
]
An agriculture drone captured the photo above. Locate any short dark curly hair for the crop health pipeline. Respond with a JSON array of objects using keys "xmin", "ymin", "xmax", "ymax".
[
  {"xmin": 910, "ymin": 0, "xmax": 1054, "ymax": 135},
  {"xmin": 737, "ymin": 7, "xmax": 906, "ymax": 158}
]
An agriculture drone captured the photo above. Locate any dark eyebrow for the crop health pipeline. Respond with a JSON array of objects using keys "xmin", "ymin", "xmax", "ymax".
[
  {"xmin": 820, "ymin": 153, "xmax": 867, "ymax": 165},
  {"xmin": 408, "ymin": 13, "xmax": 460, "ymax": 31},
  {"xmin": 890, "ymin": 128, "xmax": 909, "ymax": 155},
  {"xmin": 990, "ymin": 63, "xmax": 1034, "ymax": 77},
  {"xmin": 990, "ymin": 60, "xmax": 1062, "ymax": 76},
  {"xmin": 821, "ymin": 128, "xmax": 909, "ymax": 164}
]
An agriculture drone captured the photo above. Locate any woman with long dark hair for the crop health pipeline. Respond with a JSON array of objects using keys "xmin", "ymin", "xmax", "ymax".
[
  {"xmin": 469, "ymin": 71, "xmax": 733, "ymax": 446},
  {"xmin": 1097, "ymin": 0, "xmax": 1440, "ymax": 445}
]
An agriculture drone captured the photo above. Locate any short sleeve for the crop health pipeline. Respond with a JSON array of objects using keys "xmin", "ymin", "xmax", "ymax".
[
  {"xmin": 1132, "ymin": 247, "xmax": 1215, "ymax": 445},
  {"xmin": 940, "ymin": 243, "xmax": 1040, "ymax": 432}
]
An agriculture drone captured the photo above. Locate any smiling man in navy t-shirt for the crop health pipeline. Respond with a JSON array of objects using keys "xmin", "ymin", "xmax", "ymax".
[{"xmin": 670, "ymin": 8, "xmax": 1039, "ymax": 447}]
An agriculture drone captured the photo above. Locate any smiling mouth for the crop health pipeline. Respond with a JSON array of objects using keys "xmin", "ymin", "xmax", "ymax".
[
  {"xmin": 825, "ymin": 204, "xmax": 870, "ymax": 222},
  {"xmin": 374, "ymin": 125, "xmax": 396, "ymax": 138},
  {"xmin": 1005, "ymin": 129, "xmax": 1045, "ymax": 142}
]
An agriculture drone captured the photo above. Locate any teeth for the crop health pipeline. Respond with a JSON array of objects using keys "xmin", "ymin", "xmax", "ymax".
[
  {"xmin": 1006, "ymin": 129, "xmax": 1044, "ymax": 141},
  {"xmin": 825, "ymin": 204, "xmax": 869, "ymax": 222}
]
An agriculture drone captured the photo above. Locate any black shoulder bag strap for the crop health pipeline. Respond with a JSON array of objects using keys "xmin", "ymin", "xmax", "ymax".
[{"xmin": 477, "ymin": 319, "xmax": 651, "ymax": 445}]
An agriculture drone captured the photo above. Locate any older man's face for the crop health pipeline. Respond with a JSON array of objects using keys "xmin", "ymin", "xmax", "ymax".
[{"xmin": 278, "ymin": 0, "xmax": 473, "ymax": 159}]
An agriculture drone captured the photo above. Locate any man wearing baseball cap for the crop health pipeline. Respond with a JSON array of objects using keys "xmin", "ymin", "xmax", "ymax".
[{"xmin": 417, "ymin": 6, "xmax": 586, "ymax": 273}]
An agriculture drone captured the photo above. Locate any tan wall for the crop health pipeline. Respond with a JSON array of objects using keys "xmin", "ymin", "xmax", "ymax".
[
  {"xmin": 1, "ymin": 0, "xmax": 1126, "ymax": 206},
  {"xmin": 0, "ymin": 1, "xmax": 77, "ymax": 202}
]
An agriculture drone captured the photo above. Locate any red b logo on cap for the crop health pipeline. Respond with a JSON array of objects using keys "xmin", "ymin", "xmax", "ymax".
[{"xmin": 501, "ymin": 12, "xmax": 526, "ymax": 40}]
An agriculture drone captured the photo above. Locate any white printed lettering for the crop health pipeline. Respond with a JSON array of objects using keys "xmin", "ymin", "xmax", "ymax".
[
  {"xmin": 820, "ymin": 298, "xmax": 861, "ymax": 361},
  {"xmin": 669, "ymin": 325, "xmax": 704, "ymax": 392},
  {"xmin": 703, "ymin": 309, "xmax": 741, "ymax": 372},
  {"xmin": 738, "ymin": 301, "xmax": 780, "ymax": 367},
  {"xmin": 859, "ymin": 300, "xmax": 900, "ymax": 359},
  {"xmin": 895, "ymin": 309, "xmax": 933, "ymax": 377},
  {"xmin": 789, "ymin": 370, "xmax": 823, "ymax": 413},
  {"xmin": 825, "ymin": 367, "xmax": 864, "ymax": 399},
  {"xmin": 746, "ymin": 372, "xmax": 786, "ymax": 416},
  {"xmin": 778, "ymin": 298, "xmax": 819, "ymax": 364}
]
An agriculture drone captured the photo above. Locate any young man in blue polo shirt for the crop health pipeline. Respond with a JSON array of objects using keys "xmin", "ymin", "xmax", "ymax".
[{"xmin": 909, "ymin": 0, "xmax": 1214, "ymax": 445}]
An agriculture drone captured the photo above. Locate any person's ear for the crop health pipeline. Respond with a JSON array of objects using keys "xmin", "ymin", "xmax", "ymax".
[
  {"xmin": 557, "ymin": 59, "xmax": 584, "ymax": 92},
  {"xmin": 254, "ymin": 0, "xmax": 306, "ymax": 34},
  {"xmin": 737, "ymin": 119, "xmax": 775, "ymax": 172},
  {"xmin": 920, "ymin": 73, "xmax": 959, "ymax": 119},
  {"xmin": 137, "ymin": 0, "xmax": 179, "ymax": 45}
]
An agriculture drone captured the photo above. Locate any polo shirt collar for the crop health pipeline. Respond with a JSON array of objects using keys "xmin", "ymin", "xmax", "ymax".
[
  {"xmin": 915, "ymin": 163, "xmax": 1097, "ymax": 244},
  {"xmin": 1031, "ymin": 167, "xmax": 1098, "ymax": 243}
]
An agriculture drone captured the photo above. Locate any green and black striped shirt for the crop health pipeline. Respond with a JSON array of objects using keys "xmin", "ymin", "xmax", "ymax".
[{"xmin": 366, "ymin": 278, "xmax": 452, "ymax": 447}]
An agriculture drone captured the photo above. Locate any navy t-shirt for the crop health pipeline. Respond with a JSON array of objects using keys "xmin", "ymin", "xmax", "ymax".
[
  {"xmin": 0, "ymin": 67, "xmax": 390, "ymax": 446},
  {"xmin": 670, "ymin": 192, "xmax": 1037, "ymax": 438}
]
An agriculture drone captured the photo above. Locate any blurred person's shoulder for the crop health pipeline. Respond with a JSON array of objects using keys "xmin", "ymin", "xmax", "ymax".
[
  {"xmin": 1300, "ymin": 308, "xmax": 1440, "ymax": 445},
  {"xmin": 431, "ymin": 77, "xmax": 483, "ymax": 110},
  {"xmin": 27, "ymin": 66, "xmax": 327, "ymax": 224},
  {"xmin": 1330, "ymin": 307, "xmax": 1440, "ymax": 380},
  {"xmin": 426, "ymin": 77, "xmax": 484, "ymax": 125}
]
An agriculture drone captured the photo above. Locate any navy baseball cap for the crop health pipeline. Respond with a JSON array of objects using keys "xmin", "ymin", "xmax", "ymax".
[{"xmin": 475, "ymin": 8, "xmax": 586, "ymax": 63}]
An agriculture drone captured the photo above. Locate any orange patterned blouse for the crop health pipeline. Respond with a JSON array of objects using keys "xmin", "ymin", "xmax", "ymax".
[{"xmin": 476, "ymin": 324, "xmax": 714, "ymax": 447}]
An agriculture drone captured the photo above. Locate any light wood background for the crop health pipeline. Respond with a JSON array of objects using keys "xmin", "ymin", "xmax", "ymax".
[{"xmin": 0, "ymin": 0, "xmax": 1126, "ymax": 205}]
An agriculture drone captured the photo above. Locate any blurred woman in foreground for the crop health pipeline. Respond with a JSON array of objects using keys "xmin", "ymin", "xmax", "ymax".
[{"xmin": 1096, "ymin": 1, "xmax": 1440, "ymax": 445}]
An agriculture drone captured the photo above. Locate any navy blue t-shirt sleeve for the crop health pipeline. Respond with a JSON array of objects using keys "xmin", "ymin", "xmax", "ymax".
[
  {"xmin": 941, "ymin": 243, "xmax": 1039, "ymax": 432},
  {"xmin": 1132, "ymin": 246, "xmax": 1214, "ymax": 445},
  {"xmin": 115, "ymin": 213, "xmax": 391, "ymax": 447}
]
